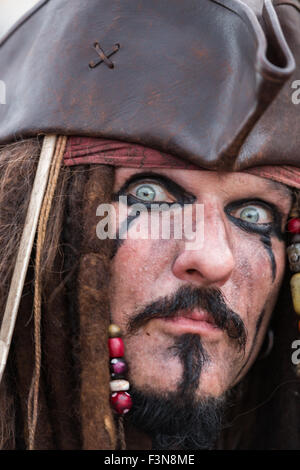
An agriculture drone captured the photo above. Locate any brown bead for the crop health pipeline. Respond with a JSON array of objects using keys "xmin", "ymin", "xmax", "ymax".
[
  {"xmin": 289, "ymin": 207, "xmax": 300, "ymax": 219},
  {"xmin": 108, "ymin": 324, "xmax": 122, "ymax": 338},
  {"xmin": 289, "ymin": 204, "xmax": 300, "ymax": 218}
]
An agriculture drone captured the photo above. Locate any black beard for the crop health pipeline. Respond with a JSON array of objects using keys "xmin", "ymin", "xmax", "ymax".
[
  {"xmin": 126, "ymin": 333, "xmax": 226, "ymax": 450},
  {"xmin": 124, "ymin": 286, "xmax": 247, "ymax": 449},
  {"xmin": 170, "ymin": 333, "xmax": 209, "ymax": 399},
  {"xmin": 127, "ymin": 386, "xmax": 226, "ymax": 451}
]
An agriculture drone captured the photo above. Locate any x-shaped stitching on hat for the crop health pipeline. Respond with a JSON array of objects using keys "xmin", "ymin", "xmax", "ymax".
[{"xmin": 89, "ymin": 42, "xmax": 120, "ymax": 69}]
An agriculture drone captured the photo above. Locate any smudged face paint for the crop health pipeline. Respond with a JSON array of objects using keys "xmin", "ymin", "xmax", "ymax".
[
  {"xmin": 225, "ymin": 198, "xmax": 285, "ymax": 282},
  {"xmin": 109, "ymin": 169, "xmax": 292, "ymax": 400},
  {"xmin": 109, "ymin": 173, "xmax": 196, "ymax": 257}
]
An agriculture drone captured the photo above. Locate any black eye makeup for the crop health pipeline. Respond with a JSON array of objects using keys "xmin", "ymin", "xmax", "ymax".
[
  {"xmin": 113, "ymin": 172, "xmax": 196, "ymax": 207},
  {"xmin": 225, "ymin": 198, "xmax": 287, "ymax": 282},
  {"xmin": 114, "ymin": 174, "xmax": 288, "ymax": 242},
  {"xmin": 225, "ymin": 198, "xmax": 285, "ymax": 241},
  {"xmin": 112, "ymin": 173, "xmax": 289, "ymax": 280}
]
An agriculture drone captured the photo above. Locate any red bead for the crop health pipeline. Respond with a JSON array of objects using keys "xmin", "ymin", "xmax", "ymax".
[
  {"xmin": 108, "ymin": 337, "xmax": 124, "ymax": 357},
  {"xmin": 287, "ymin": 218, "xmax": 300, "ymax": 234},
  {"xmin": 111, "ymin": 392, "xmax": 132, "ymax": 415}
]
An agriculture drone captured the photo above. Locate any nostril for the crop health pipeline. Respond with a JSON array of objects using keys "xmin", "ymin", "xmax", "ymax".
[{"xmin": 186, "ymin": 269, "xmax": 197, "ymax": 275}]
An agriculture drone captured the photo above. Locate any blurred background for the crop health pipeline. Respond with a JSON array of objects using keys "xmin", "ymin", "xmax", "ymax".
[{"xmin": 0, "ymin": 0, "xmax": 39, "ymax": 38}]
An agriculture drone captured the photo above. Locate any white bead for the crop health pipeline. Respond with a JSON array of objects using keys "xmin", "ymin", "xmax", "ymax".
[{"xmin": 110, "ymin": 379, "xmax": 130, "ymax": 392}]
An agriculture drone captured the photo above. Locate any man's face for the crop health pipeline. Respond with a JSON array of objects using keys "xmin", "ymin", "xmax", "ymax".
[{"xmin": 110, "ymin": 169, "xmax": 291, "ymax": 401}]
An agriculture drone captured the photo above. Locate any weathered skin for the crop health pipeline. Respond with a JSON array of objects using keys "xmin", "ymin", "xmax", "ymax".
[{"xmin": 110, "ymin": 168, "xmax": 292, "ymax": 399}]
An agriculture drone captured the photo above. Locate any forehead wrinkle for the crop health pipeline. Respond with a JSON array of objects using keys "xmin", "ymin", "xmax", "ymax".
[{"xmin": 215, "ymin": 172, "xmax": 293, "ymax": 199}]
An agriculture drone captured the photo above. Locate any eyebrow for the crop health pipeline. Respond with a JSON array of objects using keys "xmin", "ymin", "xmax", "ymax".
[{"xmin": 264, "ymin": 178, "xmax": 293, "ymax": 201}]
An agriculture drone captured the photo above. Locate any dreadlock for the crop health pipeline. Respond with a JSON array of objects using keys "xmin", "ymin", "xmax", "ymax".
[{"xmin": 0, "ymin": 138, "xmax": 117, "ymax": 449}]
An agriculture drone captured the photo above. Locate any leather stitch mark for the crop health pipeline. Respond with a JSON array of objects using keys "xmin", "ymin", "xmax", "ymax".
[{"xmin": 89, "ymin": 42, "xmax": 120, "ymax": 69}]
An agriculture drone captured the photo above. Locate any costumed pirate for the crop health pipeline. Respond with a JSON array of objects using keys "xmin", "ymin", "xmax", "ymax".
[{"xmin": 0, "ymin": 0, "xmax": 299, "ymax": 450}]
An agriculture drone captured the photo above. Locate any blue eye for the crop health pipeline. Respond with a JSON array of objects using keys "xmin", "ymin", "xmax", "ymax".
[
  {"xmin": 237, "ymin": 205, "xmax": 271, "ymax": 224},
  {"xmin": 131, "ymin": 182, "xmax": 175, "ymax": 203},
  {"xmin": 240, "ymin": 207, "xmax": 260, "ymax": 223},
  {"xmin": 135, "ymin": 184, "xmax": 156, "ymax": 202}
]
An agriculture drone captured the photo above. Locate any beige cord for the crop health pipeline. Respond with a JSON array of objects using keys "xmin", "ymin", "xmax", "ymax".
[
  {"xmin": 27, "ymin": 136, "xmax": 67, "ymax": 450},
  {"xmin": 0, "ymin": 136, "xmax": 57, "ymax": 385}
]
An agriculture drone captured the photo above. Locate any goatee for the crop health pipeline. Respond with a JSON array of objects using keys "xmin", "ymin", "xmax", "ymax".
[{"xmin": 126, "ymin": 333, "xmax": 226, "ymax": 450}]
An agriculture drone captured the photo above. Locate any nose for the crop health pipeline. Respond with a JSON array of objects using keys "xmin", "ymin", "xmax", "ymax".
[{"xmin": 172, "ymin": 206, "xmax": 235, "ymax": 288}]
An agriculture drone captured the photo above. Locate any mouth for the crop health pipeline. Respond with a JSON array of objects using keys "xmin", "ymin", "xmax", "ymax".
[{"xmin": 158, "ymin": 309, "xmax": 223, "ymax": 338}]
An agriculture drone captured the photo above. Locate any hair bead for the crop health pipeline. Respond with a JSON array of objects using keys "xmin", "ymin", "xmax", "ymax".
[{"xmin": 108, "ymin": 324, "xmax": 132, "ymax": 415}]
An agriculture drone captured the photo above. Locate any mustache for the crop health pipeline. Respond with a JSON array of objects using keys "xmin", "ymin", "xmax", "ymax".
[{"xmin": 127, "ymin": 285, "xmax": 247, "ymax": 352}]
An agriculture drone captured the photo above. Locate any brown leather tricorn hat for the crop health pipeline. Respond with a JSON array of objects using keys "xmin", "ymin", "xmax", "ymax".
[{"xmin": 0, "ymin": 0, "xmax": 299, "ymax": 170}]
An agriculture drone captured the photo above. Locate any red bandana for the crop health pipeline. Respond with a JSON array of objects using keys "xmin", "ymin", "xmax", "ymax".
[{"xmin": 64, "ymin": 136, "xmax": 300, "ymax": 189}]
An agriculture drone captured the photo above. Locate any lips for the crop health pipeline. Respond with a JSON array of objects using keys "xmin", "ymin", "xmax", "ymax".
[
  {"xmin": 182, "ymin": 309, "xmax": 217, "ymax": 325},
  {"xmin": 159, "ymin": 309, "xmax": 222, "ymax": 337}
]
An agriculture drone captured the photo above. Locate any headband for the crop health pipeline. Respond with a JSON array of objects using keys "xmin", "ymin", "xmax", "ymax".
[{"xmin": 64, "ymin": 137, "xmax": 300, "ymax": 189}]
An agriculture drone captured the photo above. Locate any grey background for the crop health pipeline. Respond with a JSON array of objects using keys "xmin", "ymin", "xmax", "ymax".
[{"xmin": 0, "ymin": 0, "xmax": 39, "ymax": 38}]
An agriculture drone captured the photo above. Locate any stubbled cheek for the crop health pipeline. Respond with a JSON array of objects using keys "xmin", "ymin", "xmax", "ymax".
[
  {"xmin": 226, "ymin": 235, "xmax": 285, "ymax": 327},
  {"xmin": 110, "ymin": 237, "xmax": 180, "ymax": 316},
  {"xmin": 259, "ymin": 235, "xmax": 277, "ymax": 282}
]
